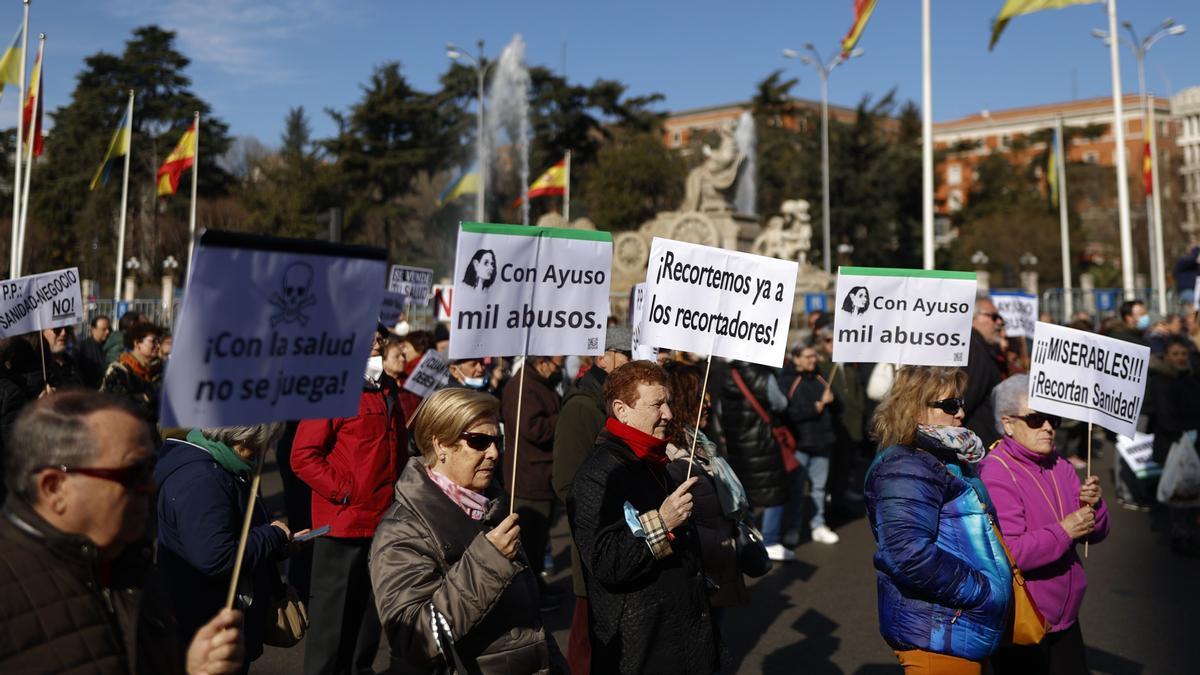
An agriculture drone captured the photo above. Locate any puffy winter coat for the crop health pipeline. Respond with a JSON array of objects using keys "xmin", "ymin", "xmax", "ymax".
[
  {"xmin": 715, "ymin": 361, "xmax": 787, "ymax": 508},
  {"xmin": 369, "ymin": 462, "xmax": 565, "ymax": 674},
  {"xmin": 292, "ymin": 380, "xmax": 407, "ymax": 538},
  {"xmin": 865, "ymin": 437, "xmax": 1012, "ymax": 661},
  {"xmin": 155, "ymin": 438, "xmax": 289, "ymax": 663},
  {"xmin": 0, "ymin": 499, "xmax": 186, "ymax": 674}
]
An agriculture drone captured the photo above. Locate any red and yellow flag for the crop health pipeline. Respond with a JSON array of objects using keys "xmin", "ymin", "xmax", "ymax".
[
  {"xmin": 156, "ymin": 121, "xmax": 197, "ymax": 197},
  {"xmin": 22, "ymin": 46, "xmax": 43, "ymax": 157},
  {"xmin": 1143, "ymin": 142, "xmax": 1153, "ymax": 197},
  {"xmin": 990, "ymin": 1, "xmax": 1102, "ymax": 50},
  {"xmin": 513, "ymin": 157, "xmax": 566, "ymax": 206},
  {"xmin": 841, "ymin": 0, "xmax": 877, "ymax": 57}
]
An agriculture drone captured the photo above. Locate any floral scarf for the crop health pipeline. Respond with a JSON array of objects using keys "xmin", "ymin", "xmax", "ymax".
[
  {"xmin": 916, "ymin": 424, "xmax": 986, "ymax": 464},
  {"xmin": 426, "ymin": 467, "xmax": 491, "ymax": 520}
]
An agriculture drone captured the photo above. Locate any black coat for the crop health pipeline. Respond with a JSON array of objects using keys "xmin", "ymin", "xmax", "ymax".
[
  {"xmin": 1144, "ymin": 359, "xmax": 1200, "ymax": 464},
  {"xmin": 715, "ymin": 361, "xmax": 787, "ymax": 507},
  {"xmin": 783, "ymin": 367, "xmax": 835, "ymax": 452},
  {"xmin": 962, "ymin": 329, "xmax": 1002, "ymax": 448},
  {"xmin": 568, "ymin": 429, "xmax": 720, "ymax": 675}
]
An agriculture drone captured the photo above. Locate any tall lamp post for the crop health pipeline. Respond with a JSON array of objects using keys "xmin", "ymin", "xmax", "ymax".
[
  {"xmin": 783, "ymin": 44, "xmax": 862, "ymax": 275},
  {"xmin": 447, "ymin": 40, "xmax": 492, "ymax": 223},
  {"xmin": 1092, "ymin": 18, "xmax": 1186, "ymax": 313}
]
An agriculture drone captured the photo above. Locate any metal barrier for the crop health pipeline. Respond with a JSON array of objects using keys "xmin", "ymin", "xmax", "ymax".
[{"xmin": 1039, "ymin": 287, "xmax": 1180, "ymax": 326}]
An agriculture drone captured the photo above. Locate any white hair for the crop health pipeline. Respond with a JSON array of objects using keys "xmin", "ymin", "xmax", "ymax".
[{"xmin": 991, "ymin": 374, "xmax": 1029, "ymax": 435}]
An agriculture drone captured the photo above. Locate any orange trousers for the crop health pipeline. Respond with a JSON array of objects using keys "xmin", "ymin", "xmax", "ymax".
[{"xmin": 894, "ymin": 649, "xmax": 982, "ymax": 674}]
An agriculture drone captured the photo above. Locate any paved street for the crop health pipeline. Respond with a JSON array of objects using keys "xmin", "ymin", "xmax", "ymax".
[{"xmin": 256, "ymin": 444, "xmax": 1196, "ymax": 674}]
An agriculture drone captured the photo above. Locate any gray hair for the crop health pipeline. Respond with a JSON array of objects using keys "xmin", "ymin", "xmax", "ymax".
[
  {"xmin": 991, "ymin": 374, "xmax": 1029, "ymax": 435},
  {"xmin": 5, "ymin": 390, "xmax": 144, "ymax": 504},
  {"xmin": 198, "ymin": 423, "xmax": 285, "ymax": 455}
]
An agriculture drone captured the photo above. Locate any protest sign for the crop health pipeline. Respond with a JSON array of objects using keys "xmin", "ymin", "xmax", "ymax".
[
  {"xmin": 161, "ymin": 230, "xmax": 387, "ymax": 427},
  {"xmin": 992, "ymin": 291, "xmax": 1038, "ymax": 338},
  {"xmin": 433, "ymin": 284, "xmax": 453, "ymax": 322},
  {"xmin": 389, "ymin": 264, "xmax": 433, "ymax": 304},
  {"xmin": 403, "ymin": 349, "xmax": 450, "ymax": 399},
  {"xmin": 638, "ymin": 238, "xmax": 797, "ymax": 367},
  {"xmin": 379, "ymin": 291, "xmax": 406, "ymax": 327},
  {"xmin": 832, "ymin": 267, "xmax": 977, "ymax": 367},
  {"xmin": 629, "ymin": 283, "xmax": 657, "ymax": 361},
  {"xmin": 0, "ymin": 267, "xmax": 83, "ymax": 337},
  {"xmin": 1027, "ymin": 321, "xmax": 1150, "ymax": 438},
  {"xmin": 448, "ymin": 222, "xmax": 612, "ymax": 359},
  {"xmin": 1115, "ymin": 432, "xmax": 1163, "ymax": 479}
]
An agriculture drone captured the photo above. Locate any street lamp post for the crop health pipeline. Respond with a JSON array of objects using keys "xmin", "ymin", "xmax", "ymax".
[
  {"xmin": 972, "ymin": 250, "xmax": 990, "ymax": 293},
  {"xmin": 447, "ymin": 40, "xmax": 491, "ymax": 223},
  {"xmin": 783, "ymin": 44, "xmax": 862, "ymax": 275},
  {"xmin": 1093, "ymin": 18, "xmax": 1186, "ymax": 313}
]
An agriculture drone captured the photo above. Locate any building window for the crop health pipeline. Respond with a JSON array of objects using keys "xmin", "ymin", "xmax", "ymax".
[
  {"xmin": 1000, "ymin": 134, "xmax": 1011, "ymax": 148},
  {"xmin": 671, "ymin": 131, "xmax": 681, "ymax": 147},
  {"xmin": 948, "ymin": 189, "xmax": 963, "ymax": 212},
  {"xmin": 947, "ymin": 164, "xmax": 962, "ymax": 186},
  {"xmin": 1083, "ymin": 151, "xmax": 1100, "ymax": 164}
]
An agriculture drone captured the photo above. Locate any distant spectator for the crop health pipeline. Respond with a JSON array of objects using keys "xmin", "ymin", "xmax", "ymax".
[
  {"xmin": 100, "ymin": 322, "xmax": 163, "ymax": 425},
  {"xmin": 105, "ymin": 310, "xmax": 146, "ymax": 366},
  {"xmin": 397, "ymin": 330, "xmax": 435, "ymax": 420},
  {"xmin": 77, "ymin": 315, "xmax": 111, "ymax": 388},
  {"xmin": 1144, "ymin": 335, "xmax": 1200, "ymax": 554},
  {"xmin": 963, "ymin": 296, "xmax": 1004, "ymax": 447},
  {"xmin": 28, "ymin": 327, "xmax": 85, "ymax": 394},
  {"xmin": 1173, "ymin": 245, "xmax": 1199, "ymax": 305},
  {"xmin": 1105, "ymin": 300, "xmax": 1149, "ymax": 346}
]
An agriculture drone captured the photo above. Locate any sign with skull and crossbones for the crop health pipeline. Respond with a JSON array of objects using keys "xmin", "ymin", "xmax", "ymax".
[{"xmin": 270, "ymin": 262, "xmax": 317, "ymax": 327}]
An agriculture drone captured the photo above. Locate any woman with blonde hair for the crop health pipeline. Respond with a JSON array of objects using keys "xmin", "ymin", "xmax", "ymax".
[
  {"xmin": 369, "ymin": 387, "xmax": 565, "ymax": 673},
  {"xmin": 865, "ymin": 366, "xmax": 1012, "ymax": 674}
]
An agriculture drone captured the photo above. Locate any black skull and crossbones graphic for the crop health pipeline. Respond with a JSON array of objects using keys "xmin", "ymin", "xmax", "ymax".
[{"xmin": 270, "ymin": 262, "xmax": 317, "ymax": 327}]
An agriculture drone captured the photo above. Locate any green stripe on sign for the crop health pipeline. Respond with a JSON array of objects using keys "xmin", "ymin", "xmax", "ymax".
[
  {"xmin": 838, "ymin": 266, "xmax": 976, "ymax": 280},
  {"xmin": 461, "ymin": 221, "xmax": 612, "ymax": 242}
]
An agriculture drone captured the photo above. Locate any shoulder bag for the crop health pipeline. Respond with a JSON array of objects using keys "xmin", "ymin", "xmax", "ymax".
[
  {"xmin": 262, "ymin": 584, "xmax": 309, "ymax": 647},
  {"xmin": 731, "ymin": 368, "xmax": 800, "ymax": 473},
  {"xmin": 987, "ymin": 453, "xmax": 1051, "ymax": 646}
]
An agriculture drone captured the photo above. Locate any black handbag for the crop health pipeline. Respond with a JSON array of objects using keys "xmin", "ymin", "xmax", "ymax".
[
  {"xmin": 429, "ymin": 603, "xmax": 466, "ymax": 674},
  {"xmin": 735, "ymin": 520, "xmax": 772, "ymax": 578}
]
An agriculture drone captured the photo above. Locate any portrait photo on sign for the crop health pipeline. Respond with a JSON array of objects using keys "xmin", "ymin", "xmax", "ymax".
[
  {"xmin": 841, "ymin": 285, "xmax": 870, "ymax": 315},
  {"xmin": 462, "ymin": 249, "xmax": 498, "ymax": 290}
]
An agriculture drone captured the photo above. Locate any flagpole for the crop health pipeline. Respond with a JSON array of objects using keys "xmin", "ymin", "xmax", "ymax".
[
  {"xmin": 114, "ymin": 90, "xmax": 133, "ymax": 305},
  {"xmin": 187, "ymin": 110, "xmax": 199, "ymax": 275},
  {"xmin": 1106, "ymin": 0, "xmax": 1135, "ymax": 299},
  {"xmin": 563, "ymin": 150, "xmax": 570, "ymax": 223},
  {"xmin": 1148, "ymin": 94, "xmax": 1166, "ymax": 314},
  {"xmin": 9, "ymin": 0, "xmax": 29, "ymax": 279},
  {"xmin": 15, "ymin": 32, "xmax": 42, "ymax": 277},
  {"xmin": 1056, "ymin": 114, "xmax": 1074, "ymax": 318},
  {"xmin": 921, "ymin": 0, "xmax": 934, "ymax": 270}
]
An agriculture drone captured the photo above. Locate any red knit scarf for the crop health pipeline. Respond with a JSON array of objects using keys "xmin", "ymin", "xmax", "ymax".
[
  {"xmin": 118, "ymin": 351, "xmax": 153, "ymax": 382},
  {"xmin": 605, "ymin": 417, "xmax": 669, "ymax": 467}
]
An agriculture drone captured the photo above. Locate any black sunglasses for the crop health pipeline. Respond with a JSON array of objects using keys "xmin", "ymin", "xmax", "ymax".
[
  {"xmin": 35, "ymin": 459, "xmax": 156, "ymax": 492},
  {"xmin": 977, "ymin": 311, "xmax": 1003, "ymax": 322},
  {"xmin": 460, "ymin": 432, "xmax": 503, "ymax": 452},
  {"xmin": 927, "ymin": 397, "xmax": 965, "ymax": 416},
  {"xmin": 1011, "ymin": 412, "xmax": 1061, "ymax": 430}
]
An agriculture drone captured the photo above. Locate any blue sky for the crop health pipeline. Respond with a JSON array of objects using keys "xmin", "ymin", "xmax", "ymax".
[{"xmin": 5, "ymin": 1, "xmax": 1199, "ymax": 147}]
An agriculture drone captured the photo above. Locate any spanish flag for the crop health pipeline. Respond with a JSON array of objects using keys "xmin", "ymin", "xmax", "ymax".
[
  {"xmin": 1143, "ymin": 142, "xmax": 1153, "ymax": 197},
  {"xmin": 513, "ymin": 157, "xmax": 567, "ymax": 207},
  {"xmin": 437, "ymin": 163, "xmax": 480, "ymax": 207},
  {"xmin": 90, "ymin": 107, "xmax": 132, "ymax": 191},
  {"xmin": 990, "ymin": 0, "xmax": 1102, "ymax": 50},
  {"xmin": 156, "ymin": 120, "xmax": 197, "ymax": 197},
  {"xmin": 841, "ymin": 0, "xmax": 877, "ymax": 57},
  {"xmin": 0, "ymin": 25, "xmax": 22, "ymax": 93},
  {"xmin": 21, "ymin": 44, "xmax": 42, "ymax": 157}
]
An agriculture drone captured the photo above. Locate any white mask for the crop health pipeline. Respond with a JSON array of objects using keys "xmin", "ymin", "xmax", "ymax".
[{"xmin": 463, "ymin": 376, "xmax": 486, "ymax": 389}]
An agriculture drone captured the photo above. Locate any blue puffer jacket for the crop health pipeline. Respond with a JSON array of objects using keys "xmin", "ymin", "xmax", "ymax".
[{"xmin": 865, "ymin": 437, "xmax": 1012, "ymax": 661}]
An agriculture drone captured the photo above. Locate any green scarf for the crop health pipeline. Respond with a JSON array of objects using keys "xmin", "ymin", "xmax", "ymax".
[{"xmin": 186, "ymin": 429, "xmax": 253, "ymax": 477}]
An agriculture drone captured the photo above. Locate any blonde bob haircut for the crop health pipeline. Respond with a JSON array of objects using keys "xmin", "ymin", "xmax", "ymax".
[
  {"xmin": 871, "ymin": 366, "xmax": 967, "ymax": 449},
  {"xmin": 412, "ymin": 388, "xmax": 500, "ymax": 467}
]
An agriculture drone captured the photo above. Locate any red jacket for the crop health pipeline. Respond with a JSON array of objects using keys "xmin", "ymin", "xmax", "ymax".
[{"xmin": 291, "ymin": 383, "xmax": 407, "ymax": 538}]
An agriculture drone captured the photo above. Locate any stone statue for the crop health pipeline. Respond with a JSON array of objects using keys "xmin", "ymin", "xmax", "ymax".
[
  {"xmin": 681, "ymin": 129, "xmax": 744, "ymax": 213},
  {"xmin": 751, "ymin": 199, "xmax": 812, "ymax": 266}
]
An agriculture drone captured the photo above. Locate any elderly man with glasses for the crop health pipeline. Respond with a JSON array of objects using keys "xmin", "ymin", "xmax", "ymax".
[
  {"xmin": 962, "ymin": 295, "xmax": 1005, "ymax": 447},
  {"xmin": 0, "ymin": 390, "xmax": 245, "ymax": 674}
]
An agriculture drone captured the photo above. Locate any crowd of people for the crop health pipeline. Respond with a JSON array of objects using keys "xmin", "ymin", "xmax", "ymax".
[{"xmin": 0, "ymin": 288, "xmax": 1195, "ymax": 675}]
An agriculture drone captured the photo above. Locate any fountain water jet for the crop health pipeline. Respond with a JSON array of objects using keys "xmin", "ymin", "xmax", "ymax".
[
  {"xmin": 734, "ymin": 110, "xmax": 757, "ymax": 216},
  {"xmin": 487, "ymin": 35, "xmax": 532, "ymax": 225}
]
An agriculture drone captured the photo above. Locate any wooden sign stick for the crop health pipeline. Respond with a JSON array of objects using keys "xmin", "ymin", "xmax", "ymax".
[
  {"xmin": 685, "ymin": 354, "xmax": 714, "ymax": 481},
  {"xmin": 225, "ymin": 450, "xmax": 267, "ymax": 610},
  {"xmin": 1084, "ymin": 422, "xmax": 1092, "ymax": 560}
]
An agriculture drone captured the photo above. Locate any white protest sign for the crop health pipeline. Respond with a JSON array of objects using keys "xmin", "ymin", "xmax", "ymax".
[
  {"xmin": 1115, "ymin": 431, "xmax": 1162, "ymax": 479},
  {"xmin": 639, "ymin": 238, "xmax": 797, "ymax": 367},
  {"xmin": 629, "ymin": 283, "xmax": 657, "ymax": 361},
  {"xmin": 992, "ymin": 291, "xmax": 1038, "ymax": 338},
  {"xmin": 1027, "ymin": 321, "xmax": 1150, "ymax": 438},
  {"xmin": 161, "ymin": 231, "xmax": 387, "ymax": 427},
  {"xmin": 402, "ymin": 349, "xmax": 450, "ymax": 399},
  {"xmin": 0, "ymin": 267, "xmax": 83, "ymax": 337},
  {"xmin": 449, "ymin": 222, "xmax": 612, "ymax": 359},
  {"xmin": 832, "ymin": 267, "xmax": 977, "ymax": 367},
  {"xmin": 388, "ymin": 264, "xmax": 433, "ymax": 303}
]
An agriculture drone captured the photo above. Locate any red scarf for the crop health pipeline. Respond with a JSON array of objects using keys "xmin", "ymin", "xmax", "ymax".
[
  {"xmin": 118, "ymin": 351, "xmax": 154, "ymax": 382},
  {"xmin": 605, "ymin": 417, "xmax": 669, "ymax": 467}
]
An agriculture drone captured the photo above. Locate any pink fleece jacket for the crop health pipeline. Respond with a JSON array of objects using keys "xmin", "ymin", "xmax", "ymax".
[{"xmin": 979, "ymin": 436, "xmax": 1110, "ymax": 633}]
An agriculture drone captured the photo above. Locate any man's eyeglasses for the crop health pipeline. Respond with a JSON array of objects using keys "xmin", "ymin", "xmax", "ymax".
[
  {"xmin": 1010, "ymin": 412, "xmax": 1061, "ymax": 430},
  {"xmin": 460, "ymin": 432, "xmax": 503, "ymax": 452},
  {"xmin": 927, "ymin": 397, "xmax": 965, "ymax": 416},
  {"xmin": 34, "ymin": 459, "xmax": 156, "ymax": 491}
]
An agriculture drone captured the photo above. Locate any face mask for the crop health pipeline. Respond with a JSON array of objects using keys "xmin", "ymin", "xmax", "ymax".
[
  {"xmin": 1136, "ymin": 314, "xmax": 1150, "ymax": 330},
  {"xmin": 547, "ymin": 369, "xmax": 564, "ymax": 387},
  {"xmin": 463, "ymin": 376, "xmax": 486, "ymax": 389},
  {"xmin": 364, "ymin": 355, "xmax": 383, "ymax": 383}
]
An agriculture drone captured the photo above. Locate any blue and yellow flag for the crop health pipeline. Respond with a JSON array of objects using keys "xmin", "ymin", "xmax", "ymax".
[
  {"xmin": 0, "ymin": 25, "xmax": 21, "ymax": 91},
  {"xmin": 437, "ymin": 163, "xmax": 479, "ymax": 207},
  {"xmin": 1047, "ymin": 128, "xmax": 1059, "ymax": 207},
  {"xmin": 90, "ymin": 107, "xmax": 132, "ymax": 191}
]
